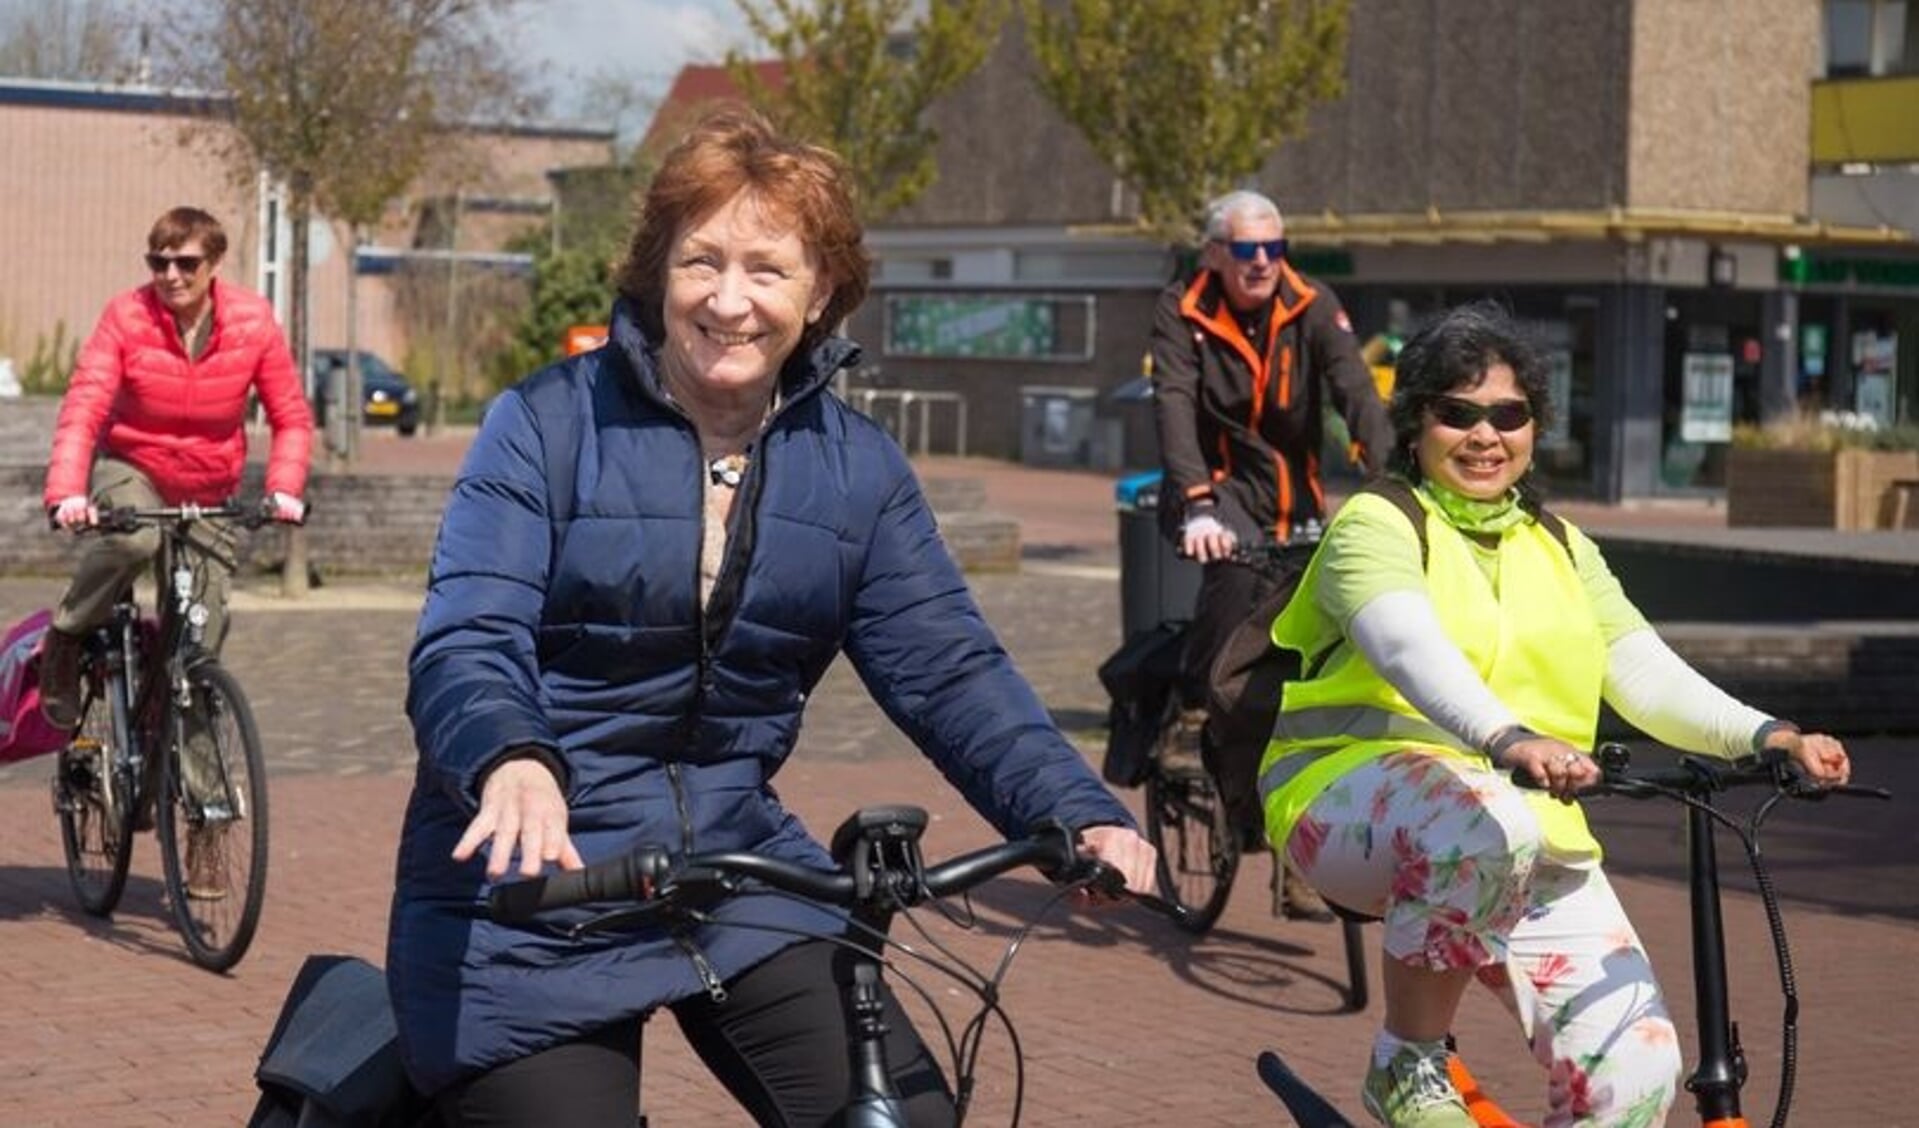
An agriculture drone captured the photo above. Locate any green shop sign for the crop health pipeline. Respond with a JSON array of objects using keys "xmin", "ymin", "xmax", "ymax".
[
  {"xmin": 1779, "ymin": 251, "xmax": 1919, "ymax": 289},
  {"xmin": 885, "ymin": 296, "xmax": 1057, "ymax": 358}
]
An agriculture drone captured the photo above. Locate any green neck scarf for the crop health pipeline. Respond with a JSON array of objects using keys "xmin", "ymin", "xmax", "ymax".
[{"xmin": 1417, "ymin": 479, "xmax": 1530, "ymax": 535}]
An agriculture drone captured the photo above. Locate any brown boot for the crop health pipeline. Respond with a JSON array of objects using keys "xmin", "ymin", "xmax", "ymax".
[
  {"xmin": 185, "ymin": 823, "xmax": 229, "ymax": 901},
  {"xmin": 37, "ymin": 625, "xmax": 84, "ymax": 730},
  {"xmin": 1158, "ymin": 707, "xmax": 1208, "ymax": 776},
  {"xmin": 1277, "ymin": 859, "xmax": 1335, "ymax": 922}
]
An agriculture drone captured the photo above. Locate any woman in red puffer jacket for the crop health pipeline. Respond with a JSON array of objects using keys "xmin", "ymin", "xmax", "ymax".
[{"xmin": 38, "ymin": 206, "xmax": 313, "ymax": 735}]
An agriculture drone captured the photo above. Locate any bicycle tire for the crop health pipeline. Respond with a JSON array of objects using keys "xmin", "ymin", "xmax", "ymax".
[
  {"xmin": 155, "ymin": 662, "xmax": 269, "ymax": 971},
  {"xmin": 55, "ymin": 661, "xmax": 136, "ymax": 916},
  {"xmin": 1145, "ymin": 766, "xmax": 1240, "ymax": 934}
]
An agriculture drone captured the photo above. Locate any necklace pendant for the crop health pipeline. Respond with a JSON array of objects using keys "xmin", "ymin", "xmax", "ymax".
[{"xmin": 708, "ymin": 453, "xmax": 747, "ymax": 488}]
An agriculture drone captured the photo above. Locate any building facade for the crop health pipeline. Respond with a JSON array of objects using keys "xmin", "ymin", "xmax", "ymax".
[
  {"xmin": 0, "ymin": 79, "xmax": 614, "ymax": 406},
  {"xmin": 842, "ymin": 0, "xmax": 1917, "ymax": 501}
]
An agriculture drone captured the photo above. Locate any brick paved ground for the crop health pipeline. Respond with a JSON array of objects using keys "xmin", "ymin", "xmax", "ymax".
[{"xmin": 1, "ymin": 438, "xmax": 1915, "ymax": 1126}]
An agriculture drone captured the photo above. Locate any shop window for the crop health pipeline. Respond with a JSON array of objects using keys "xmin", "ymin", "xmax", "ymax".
[{"xmin": 1825, "ymin": 0, "xmax": 1913, "ymax": 76}]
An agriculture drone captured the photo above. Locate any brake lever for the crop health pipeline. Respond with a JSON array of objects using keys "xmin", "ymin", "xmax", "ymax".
[
  {"xmin": 565, "ymin": 863, "xmax": 736, "ymax": 937},
  {"xmin": 1058, "ymin": 856, "xmax": 1191, "ymax": 924}
]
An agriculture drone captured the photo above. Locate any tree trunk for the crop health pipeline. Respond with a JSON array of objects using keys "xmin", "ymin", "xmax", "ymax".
[
  {"xmin": 281, "ymin": 188, "xmax": 314, "ymax": 598},
  {"xmin": 345, "ymin": 222, "xmax": 362, "ymax": 463}
]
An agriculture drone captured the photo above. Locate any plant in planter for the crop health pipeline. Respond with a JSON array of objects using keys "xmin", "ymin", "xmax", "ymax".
[{"xmin": 1727, "ymin": 413, "xmax": 1919, "ymax": 529}]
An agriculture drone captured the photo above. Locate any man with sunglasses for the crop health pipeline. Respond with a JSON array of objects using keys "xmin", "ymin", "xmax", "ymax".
[
  {"xmin": 1149, "ymin": 189, "xmax": 1391, "ymax": 918},
  {"xmin": 40, "ymin": 206, "xmax": 311, "ymax": 893}
]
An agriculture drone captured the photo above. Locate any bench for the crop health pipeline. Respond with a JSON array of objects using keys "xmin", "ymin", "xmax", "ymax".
[{"xmin": 1889, "ymin": 479, "xmax": 1919, "ymax": 530}]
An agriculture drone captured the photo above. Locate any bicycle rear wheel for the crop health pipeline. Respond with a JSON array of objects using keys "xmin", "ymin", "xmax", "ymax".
[
  {"xmin": 53, "ymin": 661, "xmax": 135, "ymax": 916},
  {"xmin": 1145, "ymin": 764, "xmax": 1240, "ymax": 934},
  {"xmin": 155, "ymin": 662, "xmax": 269, "ymax": 972}
]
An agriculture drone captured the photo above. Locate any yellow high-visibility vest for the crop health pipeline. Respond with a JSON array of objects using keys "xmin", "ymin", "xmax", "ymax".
[{"xmin": 1258, "ymin": 489, "xmax": 1607, "ymax": 860}]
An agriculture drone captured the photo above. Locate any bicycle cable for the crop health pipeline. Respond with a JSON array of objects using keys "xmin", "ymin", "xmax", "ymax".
[{"xmin": 1612, "ymin": 776, "xmax": 1799, "ymax": 1128}]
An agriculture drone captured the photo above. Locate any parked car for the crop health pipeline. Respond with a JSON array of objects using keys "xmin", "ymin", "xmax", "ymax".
[{"xmin": 313, "ymin": 349, "xmax": 420, "ymax": 437}]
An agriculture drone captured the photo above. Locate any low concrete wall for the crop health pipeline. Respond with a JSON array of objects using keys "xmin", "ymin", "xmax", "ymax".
[
  {"xmin": 1, "ymin": 463, "xmax": 450, "ymax": 579},
  {"xmin": 1635, "ymin": 625, "xmax": 1919, "ymax": 736},
  {"xmin": 0, "ymin": 462, "xmax": 1017, "ymax": 578}
]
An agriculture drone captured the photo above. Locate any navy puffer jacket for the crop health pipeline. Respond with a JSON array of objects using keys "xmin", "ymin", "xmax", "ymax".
[{"xmin": 388, "ymin": 301, "xmax": 1135, "ymax": 1094}]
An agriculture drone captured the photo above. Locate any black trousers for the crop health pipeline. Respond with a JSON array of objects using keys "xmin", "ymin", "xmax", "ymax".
[
  {"xmin": 436, "ymin": 937, "xmax": 955, "ymax": 1128},
  {"xmin": 1181, "ymin": 555, "xmax": 1308, "ymax": 843}
]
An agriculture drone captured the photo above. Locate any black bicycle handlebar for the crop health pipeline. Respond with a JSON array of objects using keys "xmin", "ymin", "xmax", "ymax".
[
  {"xmin": 1510, "ymin": 741, "xmax": 1889, "ymax": 803},
  {"xmin": 58, "ymin": 499, "xmax": 308, "ymax": 534},
  {"xmin": 488, "ymin": 818, "xmax": 1112, "ymax": 926}
]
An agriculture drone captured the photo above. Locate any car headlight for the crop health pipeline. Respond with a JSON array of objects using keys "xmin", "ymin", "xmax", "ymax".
[{"xmin": 368, "ymin": 390, "xmax": 391, "ymax": 404}]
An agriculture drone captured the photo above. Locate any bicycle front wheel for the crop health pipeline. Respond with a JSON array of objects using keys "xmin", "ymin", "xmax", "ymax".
[
  {"xmin": 54, "ymin": 664, "xmax": 135, "ymax": 916},
  {"xmin": 155, "ymin": 662, "xmax": 269, "ymax": 972},
  {"xmin": 1145, "ymin": 766, "xmax": 1240, "ymax": 934}
]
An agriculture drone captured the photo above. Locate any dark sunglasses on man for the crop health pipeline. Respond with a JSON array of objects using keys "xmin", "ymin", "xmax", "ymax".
[
  {"xmin": 1429, "ymin": 396, "xmax": 1534, "ymax": 433},
  {"xmin": 1221, "ymin": 237, "xmax": 1287, "ymax": 263},
  {"xmin": 145, "ymin": 253, "xmax": 206, "ymax": 276}
]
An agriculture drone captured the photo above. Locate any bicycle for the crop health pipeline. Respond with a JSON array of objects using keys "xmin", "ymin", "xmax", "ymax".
[
  {"xmin": 1100, "ymin": 530, "xmax": 1370, "ymax": 1007},
  {"xmin": 1256, "ymin": 740, "xmax": 1891, "ymax": 1128},
  {"xmin": 49, "ymin": 500, "xmax": 283, "ymax": 971},
  {"xmin": 489, "ymin": 805, "xmax": 1168, "ymax": 1126}
]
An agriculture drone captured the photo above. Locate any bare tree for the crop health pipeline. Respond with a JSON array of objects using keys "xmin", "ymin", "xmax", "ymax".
[
  {"xmin": 149, "ymin": 0, "xmax": 527, "ymax": 591},
  {"xmin": 1025, "ymin": 0, "xmax": 1349, "ymax": 246},
  {"xmin": 726, "ymin": 0, "xmax": 1005, "ymax": 220},
  {"xmin": 0, "ymin": 0, "xmax": 140, "ymax": 82}
]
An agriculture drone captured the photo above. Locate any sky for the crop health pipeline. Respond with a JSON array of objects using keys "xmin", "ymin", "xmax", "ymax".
[
  {"xmin": 502, "ymin": 0, "xmax": 754, "ymax": 132},
  {"xmin": 0, "ymin": 0, "xmax": 754, "ymax": 138}
]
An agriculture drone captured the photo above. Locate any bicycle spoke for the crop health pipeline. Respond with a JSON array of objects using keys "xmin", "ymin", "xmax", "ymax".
[
  {"xmin": 55, "ymin": 666, "xmax": 135, "ymax": 916},
  {"xmin": 156, "ymin": 664, "xmax": 268, "ymax": 972}
]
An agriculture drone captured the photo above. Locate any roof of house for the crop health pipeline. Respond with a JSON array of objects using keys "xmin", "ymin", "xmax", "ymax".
[{"xmin": 636, "ymin": 60, "xmax": 785, "ymax": 156}]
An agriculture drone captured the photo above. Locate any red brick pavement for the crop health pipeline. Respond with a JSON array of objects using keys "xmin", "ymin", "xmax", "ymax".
[
  {"xmin": 2, "ymin": 434, "xmax": 1913, "ymax": 1125},
  {"xmin": 3, "ymin": 743, "xmax": 1915, "ymax": 1126}
]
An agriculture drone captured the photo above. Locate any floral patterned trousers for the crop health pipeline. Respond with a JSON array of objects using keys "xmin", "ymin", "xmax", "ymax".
[{"xmin": 1285, "ymin": 751, "xmax": 1681, "ymax": 1127}]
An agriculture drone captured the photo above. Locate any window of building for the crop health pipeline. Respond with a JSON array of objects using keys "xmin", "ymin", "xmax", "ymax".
[
  {"xmin": 1826, "ymin": 0, "xmax": 1913, "ymax": 76},
  {"xmin": 877, "ymin": 257, "xmax": 953, "ymax": 283}
]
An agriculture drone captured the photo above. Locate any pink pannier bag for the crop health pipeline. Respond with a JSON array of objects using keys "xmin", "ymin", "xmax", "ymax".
[{"xmin": 0, "ymin": 609, "xmax": 73, "ymax": 764}]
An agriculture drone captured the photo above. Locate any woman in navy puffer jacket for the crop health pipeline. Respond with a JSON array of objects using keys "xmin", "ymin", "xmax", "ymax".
[{"xmin": 388, "ymin": 109, "xmax": 1156, "ymax": 1127}]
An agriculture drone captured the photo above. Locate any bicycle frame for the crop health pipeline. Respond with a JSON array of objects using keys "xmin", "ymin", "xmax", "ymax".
[
  {"xmin": 103, "ymin": 509, "xmax": 242, "ymax": 820},
  {"xmin": 1257, "ymin": 743, "xmax": 1889, "ymax": 1128},
  {"xmin": 491, "ymin": 807, "xmax": 1147, "ymax": 1126}
]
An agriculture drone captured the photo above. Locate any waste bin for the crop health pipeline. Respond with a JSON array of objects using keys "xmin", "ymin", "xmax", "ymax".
[
  {"xmin": 1116, "ymin": 470, "xmax": 1202, "ymax": 640},
  {"xmin": 1019, "ymin": 386, "xmax": 1098, "ymax": 467}
]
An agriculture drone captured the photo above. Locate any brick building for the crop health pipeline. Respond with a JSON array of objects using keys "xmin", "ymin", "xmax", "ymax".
[
  {"xmin": 806, "ymin": 0, "xmax": 1919, "ymax": 501},
  {"xmin": 0, "ymin": 78, "xmax": 614, "ymax": 406}
]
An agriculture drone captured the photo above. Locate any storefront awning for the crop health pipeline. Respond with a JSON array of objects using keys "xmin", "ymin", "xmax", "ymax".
[{"xmin": 1284, "ymin": 207, "xmax": 1912, "ymax": 249}]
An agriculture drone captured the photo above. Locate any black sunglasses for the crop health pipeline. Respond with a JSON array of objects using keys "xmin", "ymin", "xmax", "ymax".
[
  {"xmin": 145, "ymin": 253, "xmax": 206, "ymax": 275},
  {"xmin": 1429, "ymin": 397, "xmax": 1534, "ymax": 432},
  {"xmin": 1222, "ymin": 238, "xmax": 1287, "ymax": 263}
]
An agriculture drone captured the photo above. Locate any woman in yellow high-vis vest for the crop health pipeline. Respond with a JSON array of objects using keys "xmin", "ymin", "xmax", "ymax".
[{"xmin": 1257, "ymin": 303, "xmax": 1851, "ymax": 1128}]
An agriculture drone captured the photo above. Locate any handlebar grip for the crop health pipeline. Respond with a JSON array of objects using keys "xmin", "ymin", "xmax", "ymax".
[{"xmin": 488, "ymin": 848, "xmax": 671, "ymax": 922}]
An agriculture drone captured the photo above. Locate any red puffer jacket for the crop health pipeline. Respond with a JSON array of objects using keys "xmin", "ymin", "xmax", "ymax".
[{"xmin": 44, "ymin": 279, "xmax": 314, "ymax": 506}]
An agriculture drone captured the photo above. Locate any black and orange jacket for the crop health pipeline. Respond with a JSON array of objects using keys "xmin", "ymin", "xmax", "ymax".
[{"xmin": 1149, "ymin": 263, "xmax": 1393, "ymax": 543}]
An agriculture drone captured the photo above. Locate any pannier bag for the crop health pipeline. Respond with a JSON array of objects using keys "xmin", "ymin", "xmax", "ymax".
[
  {"xmin": 0, "ymin": 609, "xmax": 70, "ymax": 764},
  {"xmin": 1096, "ymin": 621, "xmax": 1188, "ymax": 788}
]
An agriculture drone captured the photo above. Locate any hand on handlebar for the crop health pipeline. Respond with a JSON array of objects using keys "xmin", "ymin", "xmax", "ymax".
[
  {"xmin": 1768, "ymin": 730, "xmax": 1851, "ymax": 788},
  {"xmin": 51, "ymin": 495, "xmax": 96, "ymax": 531},
  {"xmin": 1076, "ymin": 825, "xmax": 1158, "ymax": 899},
  {"xmin": 455, "ymin": 755, "xmax": 585, "ymax": 880},
  {"xmin": 1180, "ymin": 512, "xmax": 1237, "ymax": 563},
  {"xmin": 268, "ymin": 491, "xmax": 307, "ymax": 524},
  {"xmin": 1501, "ymin": 735, "xmax": 1601, "ymax": 802}
]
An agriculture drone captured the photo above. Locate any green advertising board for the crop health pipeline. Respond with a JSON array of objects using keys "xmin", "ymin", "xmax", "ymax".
[{"xmin": 885, "ymin": 296, "xmax": 1057, "ymax": 358}]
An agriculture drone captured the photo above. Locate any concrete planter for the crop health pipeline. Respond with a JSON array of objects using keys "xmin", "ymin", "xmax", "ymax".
[{"xmin": 1727, "ymin": 447, "xmax": 1919, "ymax": 529}]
